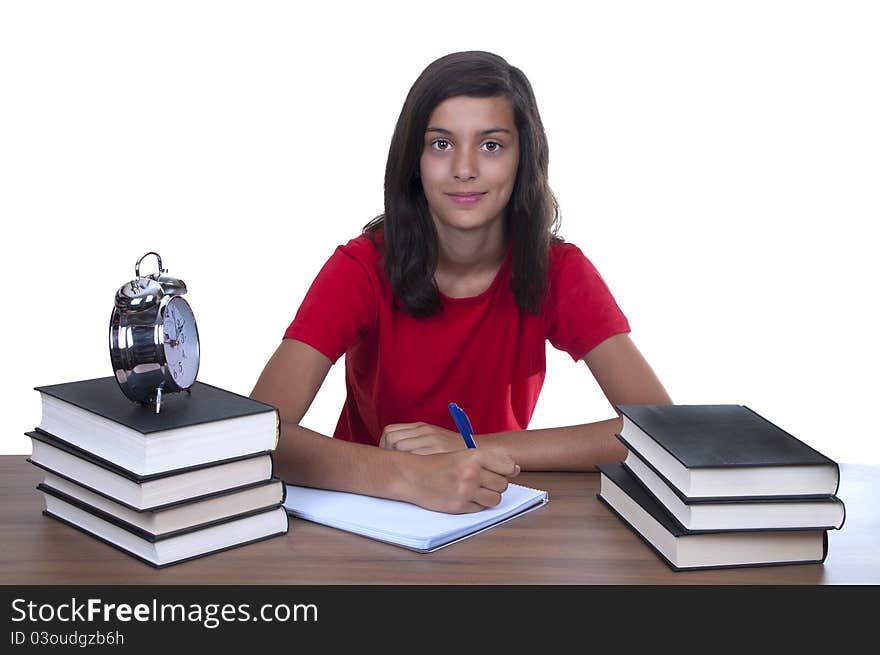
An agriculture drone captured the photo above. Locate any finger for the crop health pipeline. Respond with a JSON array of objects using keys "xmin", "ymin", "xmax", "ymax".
[
  {"xmin": 411, "ymin": 446, "xmax": 441, "ymax": 455},
  {"xmin": 381, "ymin": 429, "xmax": 409, "ymax": 449},
  {"xmin": 473, "ymin": 487, "xmax": 503, "ymax": 508},
  {"xmin": 390, "ymin": 435, "xmax": 436, "ymax": 452},
  {"xmin": 382, "ymin": 423, "xmax": 423, "ymax": 434},
  {"xmin": 454, "ymin": 501, "xmax": 486, "ymax": 514},
  {"xmin": 378, "ymin": 429, "xmax": 407, "ymax": 449},
  {"xmin": 476, "ymin": 450, "xmax": 519, "ymax": 477},
  {"xmin": 383, "ymin": 424, "xmax": 433, "ymax": 448},
  {"xmin": 479, "ymin": 469, "xmax": 510, "ymax": 494}
]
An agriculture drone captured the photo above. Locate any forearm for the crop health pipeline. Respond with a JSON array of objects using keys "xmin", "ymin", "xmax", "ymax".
[
  {"xmin": 477, "ymin": 416, "xmax": 627, "ymax": 472},
  {"xmin": 274, "ymin": 420, "xmax": 411, "ymax": 500}
]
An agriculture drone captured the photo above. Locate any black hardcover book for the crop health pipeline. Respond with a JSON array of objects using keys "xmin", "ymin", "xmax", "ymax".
[
  {"xmin": 35, "ymin": 376, "xmax": 278, "ymax": 432},
  {"xmin": 597, "ymin": 462, "xmax": 828, "ymax": 571},
  {"xmin": 37, "ymin": 478, "xmax": 286, "ymax": 541},
  {"xmin": 615, "ymin": 404, "xmax": 840, "ymax": 499},
  {"xmin": 34, "ymin": 376, "xmax": 280, "ymax": 476},
  {"xmin": 619, "ymin": 444, "xmax": 846, "ymax": 533},
  {"xmin": 27, "ymin": 429, "xmax": 275, "ymax": 512},
  {"xmin": 41, "ymin": 493, "xmax": 290, "ymax": 568}
]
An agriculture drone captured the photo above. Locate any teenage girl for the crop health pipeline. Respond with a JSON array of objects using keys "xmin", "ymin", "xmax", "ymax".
[{"xmin": 251, "ymin": 51, "xmax": 672, "ymax": 514}]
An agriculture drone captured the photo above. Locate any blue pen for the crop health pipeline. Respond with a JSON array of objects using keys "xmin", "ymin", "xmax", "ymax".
[{"xmin": 448, "ymin": 402, "xmax": 478, "ymax": 449}]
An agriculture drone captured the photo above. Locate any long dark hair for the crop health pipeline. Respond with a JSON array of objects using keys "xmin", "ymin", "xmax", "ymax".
[{"xmin": 364, "ymin": 51, "xmax": 562, "ymax": 316}]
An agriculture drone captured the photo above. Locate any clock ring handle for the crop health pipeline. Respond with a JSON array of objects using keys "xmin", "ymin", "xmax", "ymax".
[{"xmin": 135, "ymin": 252, "xmax": 166, "ymax": 278}]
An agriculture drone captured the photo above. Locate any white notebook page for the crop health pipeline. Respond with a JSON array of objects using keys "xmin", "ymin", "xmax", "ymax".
[{"xmin": 284, "ymin": 482, "xmax": 548, "ymax": 551}]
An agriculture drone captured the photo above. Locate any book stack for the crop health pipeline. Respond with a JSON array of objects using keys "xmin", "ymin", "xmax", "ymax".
[
  {"xmin": 27, "ymin": 376, "xmax": 289, "ymax": 568},
  {"xmin": 598, "ymin": 404, "xmax": 845, "ymax": 571}
]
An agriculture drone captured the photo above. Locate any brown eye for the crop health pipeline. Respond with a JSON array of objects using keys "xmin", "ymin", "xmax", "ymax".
[
  {"xmin": 432, "ymin": 139, "xmax": 451, "ymax": 151},
  {"xmin": 483, "ymin": 141, "xmax": 502, "ymax": 153}
]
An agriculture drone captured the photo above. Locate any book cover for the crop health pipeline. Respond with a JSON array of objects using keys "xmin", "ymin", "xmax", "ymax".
[
  {"xmin": 616, "ymin": 404, "xmax": 837, "ymax": 469},
  {"xmin": 620, "ymin": 445, "xmax": 846, "ymax": 532},
  {"xmin": 27, "ymin": 429, "xmax": 274, "ymax": 483},
  {"xmin": 39, "ymin": 481, "xmax": 286, "ymax": 542},
  {"xmin": 36, "ymin": 376, "xmax": 279, "ymax": 436},
  {"xmin": 35, "ymin": 378, "xmax": 280, "ymax": 476},
  {"xmin": 42, "ymin": 501, "xmax": 290, "ymax": 569},
  {"xmin": 597, "ymin": 462, "xmax": 829, "ymax": 571},
  {"xmin": 616, "ymin": 432, "xmax": 841, "ymax": 503}
]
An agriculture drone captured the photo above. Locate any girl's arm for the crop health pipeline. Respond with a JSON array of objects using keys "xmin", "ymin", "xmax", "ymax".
[
  {"xmin": 250, "ymin": 339, "xmax": 520, "ymax": 512},
  {"xmin": 381, "ymin": 333, "xmax": 672, "ymax": 471}
]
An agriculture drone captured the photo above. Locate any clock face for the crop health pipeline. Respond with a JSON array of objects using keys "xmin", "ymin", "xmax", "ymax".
[{"xmin": 161, "ymin": 297, "xmax": 200, "ymax": 389}]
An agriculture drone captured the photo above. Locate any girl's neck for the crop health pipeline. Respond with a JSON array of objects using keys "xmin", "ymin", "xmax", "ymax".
[{"xmin": 434, "ymin": 220, "xmax": 507, "ymax": 278}]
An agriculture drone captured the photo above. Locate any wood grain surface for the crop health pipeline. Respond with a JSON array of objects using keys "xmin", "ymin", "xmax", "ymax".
[{"xmin": 1, "ymin": 456, "xmax": 875, "ymax": 584}]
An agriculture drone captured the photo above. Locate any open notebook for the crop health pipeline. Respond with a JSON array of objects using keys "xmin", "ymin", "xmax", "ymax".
[{"xmin": 284, "ymin": 483, "xmax": 548, "ymax": 552}]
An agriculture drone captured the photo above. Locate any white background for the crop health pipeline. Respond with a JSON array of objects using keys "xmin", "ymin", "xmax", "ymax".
[{"xmin": 2, "ymin": 1, "xmax": 877, "ymax": 463}]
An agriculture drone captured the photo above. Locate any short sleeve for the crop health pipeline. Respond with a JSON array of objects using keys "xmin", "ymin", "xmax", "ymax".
[
  {"xmin": 283, "ymin": 244, "xmax": 378, "ymax": 363},
  {"xmin": 544, "ymin": 244, "xmax": 631, "ymax": 361}
]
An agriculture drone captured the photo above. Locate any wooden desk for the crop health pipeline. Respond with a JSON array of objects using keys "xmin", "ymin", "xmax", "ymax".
[{"xmin": 0, "ymin": 456, "xmax": 876, "ymax": 584}]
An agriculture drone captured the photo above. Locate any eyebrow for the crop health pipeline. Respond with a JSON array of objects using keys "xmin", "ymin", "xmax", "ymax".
[{"xmin": 425, "ymin": 127, "xmax": 513, "ymax": 137}]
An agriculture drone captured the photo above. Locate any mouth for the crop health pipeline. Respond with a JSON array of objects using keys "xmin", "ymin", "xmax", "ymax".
[{"xmin": 446, "ymin": 192, "xmax": 487, "ymax": 205}]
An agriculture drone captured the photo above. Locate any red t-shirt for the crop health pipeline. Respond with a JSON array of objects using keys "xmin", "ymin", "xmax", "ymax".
[{"xmin": 284, "ymin": 230, "xmax": 630, "ymax": 445}]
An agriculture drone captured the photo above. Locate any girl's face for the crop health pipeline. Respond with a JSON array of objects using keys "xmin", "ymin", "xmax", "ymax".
[{"xmin": 419, "ymin": 95, "xmax": 519, "ymax": 236}]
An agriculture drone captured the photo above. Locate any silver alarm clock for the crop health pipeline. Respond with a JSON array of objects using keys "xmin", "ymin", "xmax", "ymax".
[{"xmin": 109, "ymin": 252, "xmax": 200, "ymax": 413}]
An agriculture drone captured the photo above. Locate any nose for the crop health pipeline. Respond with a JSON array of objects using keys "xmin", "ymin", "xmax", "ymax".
[{"xmin": 452, "ymin": 147, "xmax": 477, "ymax": 182}]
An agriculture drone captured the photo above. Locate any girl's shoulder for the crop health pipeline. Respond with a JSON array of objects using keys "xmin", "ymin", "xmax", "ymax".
[
  {"xmin": 335, "ymin": 229, "xmax": 384, "ymax": 270},
  {"xmin": 548, "ymin": 239, "xmax": 590, "ymax": 272},
  {"xmin": 545, "ymin": 239, "xmax": 613, "ymax": 296}
]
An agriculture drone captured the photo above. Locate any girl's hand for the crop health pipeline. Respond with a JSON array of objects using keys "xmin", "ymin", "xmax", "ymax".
[
  {"xmin": 397, "ymin": 449, "xmax": 520, "ymax": 513},
  {"xmin": 379, "ymin": 422, "xmax": 469, "ymax": 454}
]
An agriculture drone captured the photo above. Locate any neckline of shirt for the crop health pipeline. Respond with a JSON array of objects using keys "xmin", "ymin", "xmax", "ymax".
[{"xmin": 436, "ymin": 244, "xmax": 513, "ymax": 305}]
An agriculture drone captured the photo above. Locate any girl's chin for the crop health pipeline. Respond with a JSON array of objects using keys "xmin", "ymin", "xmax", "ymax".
[{"xmin": 432, "ymin": 214, "xmax": 503, "ymax": 233}]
